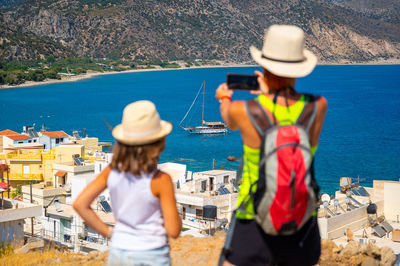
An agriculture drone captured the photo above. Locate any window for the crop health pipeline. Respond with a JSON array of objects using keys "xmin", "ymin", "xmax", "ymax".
[
  {"xmin": 224, "ymin": 175, "xmax": 229, "ymax": 184},
  {"xmin": 196, "ymin": 209, "xmax": 203, "ymax": 219},
  {"xmin": 60, "ymin": 138, "xmax": 64, "ymax": 143},
  {"xmin": 33, "ymin": 139, "xmax": 37, "ymax": 143},
  {"xmin": 23, "ymin": 165, "xmax": 30, "ymax": 174},
  {"xmin": 201, "ymin": 180, "xmax": 207, "ymax": 191},
  {"xmin": 18, "ymin": 141, "xmax": 23, "ymax": 144},
  {"xmin": 56, "ymin": 138, "xmax": 60, "ymax": 144},
  {"xmin": 28, "ymin": 140, "xmax": 32, "ymax": 143}
]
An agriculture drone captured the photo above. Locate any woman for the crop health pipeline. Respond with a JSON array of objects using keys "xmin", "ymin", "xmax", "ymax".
[{"xmin": 216, "ymin": 25, "xmax": 328, "ymax": 265}]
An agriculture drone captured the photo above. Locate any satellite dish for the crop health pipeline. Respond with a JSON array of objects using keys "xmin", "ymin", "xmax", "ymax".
[
  {"xmin": 321, "ymin": 194, "xmax": 330, "ymax": 203},
  {"xmin": 323, "ymin": 201, "xmax": 329, "ymax": 208}
]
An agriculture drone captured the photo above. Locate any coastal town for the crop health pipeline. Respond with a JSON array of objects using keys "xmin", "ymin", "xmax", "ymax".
[{"xmin": 0, "ymin": 124, "xmax": 399, "ymax": 264}]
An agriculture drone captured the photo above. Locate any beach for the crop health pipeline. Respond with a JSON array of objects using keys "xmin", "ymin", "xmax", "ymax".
[
  {"xmin": 1, "ymin": 58, "xmax": 399, "ymax": 90},
  {"xmin": 0, "ymin": 62, "xmax": 257, "ymax": 90}
]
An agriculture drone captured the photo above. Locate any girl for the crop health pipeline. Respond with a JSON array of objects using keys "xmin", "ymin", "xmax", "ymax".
[{"xmin": 73, "ymin": 100, "xmax": 181, "ymax": 266}]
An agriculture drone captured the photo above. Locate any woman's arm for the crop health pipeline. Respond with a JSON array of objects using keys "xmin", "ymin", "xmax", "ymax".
[
  {"xmin": 309, "ymin": 96, "xmax": 328, "ymax": 147},
  {"xmin": 73, "ymin": 166, "xmax": 112, "ymax": 238},
  {"xmin": 151, "ymin": 171, "xmax": 182, "ymax": 239}
]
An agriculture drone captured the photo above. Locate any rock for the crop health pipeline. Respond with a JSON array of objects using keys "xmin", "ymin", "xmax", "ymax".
[
  {"xmin": 365, "ymin": 243, "xmax": 381, "ymax": 259},
  {"xmin": 340, "ymin": 241, "xmax": 360, "ymax": 259},
  {"xmin": 379, "ymin": 246, "xmax": 396, "ymax": 266},
  {"xmin": 362, "ymin": 257, "xmax": 379, "ymax": 266}
]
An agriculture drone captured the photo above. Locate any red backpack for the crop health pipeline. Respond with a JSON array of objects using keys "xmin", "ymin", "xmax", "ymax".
[{"xmin": 245, "ymin": 95, "xmax": 320, "ymax": 235}]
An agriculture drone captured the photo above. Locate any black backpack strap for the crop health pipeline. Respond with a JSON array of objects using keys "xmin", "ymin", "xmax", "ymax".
[
  {"xmin": 296, "ymin": 94, "xmax": 318, "ymax": 131},
  {"xmin": 217, "ymin": 211, "xmax": 238, "ymax": 266},
  {"xmin": 245, "ymin": 99, "xmax": 272, "ymax": 136}
]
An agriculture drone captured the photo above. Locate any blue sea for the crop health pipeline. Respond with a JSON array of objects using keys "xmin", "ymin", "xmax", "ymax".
[{"xmin": 1, "ymin": 65, "xmax": 399, "ymax": 194}]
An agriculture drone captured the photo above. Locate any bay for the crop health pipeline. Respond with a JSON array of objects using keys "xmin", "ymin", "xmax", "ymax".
[{"xmin": 1, "ymin": 65, "xmax": 399, "ymax": 194}]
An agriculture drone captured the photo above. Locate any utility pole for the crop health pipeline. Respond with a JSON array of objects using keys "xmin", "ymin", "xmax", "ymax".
[
  {"xmin": 212, "ymin": 159, "xmax": 215, "ymax": 170},
  {"xmin": 30, "ymin": 182, "xmax": 34, "ymax": 237}
]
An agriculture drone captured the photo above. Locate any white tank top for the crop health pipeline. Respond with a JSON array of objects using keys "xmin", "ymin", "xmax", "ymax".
[{"xmin": 107, "ymin": 169, "xmax": 167, "ymax": 250}]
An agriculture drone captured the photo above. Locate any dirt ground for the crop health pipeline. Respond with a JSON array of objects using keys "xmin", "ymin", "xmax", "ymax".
[{"xmin": 0, "ymin": 233, "xmax": 397, "ymax": 266}]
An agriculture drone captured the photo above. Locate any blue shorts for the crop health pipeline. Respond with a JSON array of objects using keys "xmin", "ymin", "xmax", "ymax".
[{"xmin": 108, "ymin": 245, "xmax": 170, "ymax": 266}]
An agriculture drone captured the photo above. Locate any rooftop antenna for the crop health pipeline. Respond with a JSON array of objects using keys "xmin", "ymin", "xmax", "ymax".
[
  {"xmin": 83, "ymin": 128, "xmax": 87, "ymax": 138},
  {"xmin": 101, "ymin": 118, "xmax": 113, "ymax": 132}
]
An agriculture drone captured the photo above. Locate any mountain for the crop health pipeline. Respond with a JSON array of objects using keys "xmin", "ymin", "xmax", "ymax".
[{"xmin": 1, "ymin": 0, "xmax": 400, "ymax": 64}]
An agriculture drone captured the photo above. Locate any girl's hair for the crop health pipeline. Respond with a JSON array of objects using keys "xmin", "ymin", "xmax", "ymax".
[{"xmin": 110, "ymin": 138, "xmax": 166, "ymax": 175}]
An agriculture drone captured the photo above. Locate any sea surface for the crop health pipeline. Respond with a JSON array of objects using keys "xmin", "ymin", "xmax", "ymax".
[{"xmin": 1, "ymin": 65, "xmax": 399, "ymax": 194}]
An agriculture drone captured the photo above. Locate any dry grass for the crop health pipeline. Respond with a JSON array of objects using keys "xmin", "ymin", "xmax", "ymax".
[
  {"xmin": 0, "ymin": 250, "xmax": 107, "ymax": 266},
  {"xmin": 1, "ymin": 234, "xmax": 397, "ymax": 266}
]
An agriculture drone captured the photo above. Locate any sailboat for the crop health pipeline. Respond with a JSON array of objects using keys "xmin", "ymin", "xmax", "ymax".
[{"xmin": 179, "ymin": 81, "xmax": 228, "ymax": 134}]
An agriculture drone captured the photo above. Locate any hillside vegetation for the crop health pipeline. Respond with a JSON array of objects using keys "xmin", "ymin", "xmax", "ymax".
[{"xmin": 1, "ymin": 0, "xmax": 400, "ymax": 64}]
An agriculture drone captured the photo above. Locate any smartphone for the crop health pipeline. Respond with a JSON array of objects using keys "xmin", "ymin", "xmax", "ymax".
[{"xmin": 227, "ymin": 73, "xmax": 259, "ymax": 91}]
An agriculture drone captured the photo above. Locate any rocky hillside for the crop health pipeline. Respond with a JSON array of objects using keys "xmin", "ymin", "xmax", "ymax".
[{"xmin": 1, "ymin": 0, "xmax": 400, "ymax": 63}]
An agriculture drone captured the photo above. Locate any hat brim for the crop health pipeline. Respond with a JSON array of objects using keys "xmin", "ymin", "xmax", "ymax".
[
  {"xmin": 250, "ymin": 46, "xmax": 317, "ymax": 78},
  {"xmin": 112, "ymin": 120, "xmax": 172, "ymax": 145}
]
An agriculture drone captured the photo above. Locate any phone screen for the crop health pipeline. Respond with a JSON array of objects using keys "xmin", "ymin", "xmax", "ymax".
[{"xmin": 227, "ymin": 74, "xmax": 259, "ymax": 90}]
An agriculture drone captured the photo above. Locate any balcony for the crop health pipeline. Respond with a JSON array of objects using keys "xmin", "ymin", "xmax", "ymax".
[
  {"xmin": 6, "ymin": 153, "xmax": 42, "ymax": 161},
  {"xmin": 8, "ymin": 173, "xmax": 43, "ymax": 181}
]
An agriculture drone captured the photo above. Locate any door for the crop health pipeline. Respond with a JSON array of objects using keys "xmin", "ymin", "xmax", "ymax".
[{"xmin": 209, "ymin": 177, "xmax": 214, "ymax": 191}]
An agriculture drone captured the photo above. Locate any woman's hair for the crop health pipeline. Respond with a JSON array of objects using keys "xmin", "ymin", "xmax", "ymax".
[{"xmin": 110, "ymin": 138, "xmax": 166, "ymax": 175}]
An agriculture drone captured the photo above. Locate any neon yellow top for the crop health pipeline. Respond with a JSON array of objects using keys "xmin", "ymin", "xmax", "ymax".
[{"xmin": 236, "ymin": 94, "xmax": 317, "ymax": 219}]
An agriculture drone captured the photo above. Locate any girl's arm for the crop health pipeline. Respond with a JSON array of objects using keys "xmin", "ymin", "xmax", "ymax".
[
  {"xmin": 151, "ymin": 171, "xmax": 182, "ymax": 239},
  {"xmin": 73, "ymin": 166, "xmax": 112, "ymax": 238}
]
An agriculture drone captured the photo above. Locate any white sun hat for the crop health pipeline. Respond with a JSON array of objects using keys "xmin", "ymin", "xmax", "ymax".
[
  {"xmin": 250, "ymin": 25, "xmax": 317, "ymax": 78},
  {"xmin": 112, "ymin": 100, "xmax": 172, "ymax": 145}
]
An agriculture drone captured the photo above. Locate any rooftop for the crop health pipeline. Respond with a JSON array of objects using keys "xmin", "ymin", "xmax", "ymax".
[
  {"xmin": 41, "ymin": 131, "xmax": 69, "ymax": 138},
  {"xmin": 47, "ymin": 202, "xmax": 115, "ymax": 225},
  {"xmin": 196, "ymin": 170, "xmax": 236, "ymax": 176},
  {"xmin": 5, "ymin": 134, "xmax": 31, "ymax": 141},
  {"xmin": 0, "ymin": 129, "xmax": 19, "ymax": 136}
]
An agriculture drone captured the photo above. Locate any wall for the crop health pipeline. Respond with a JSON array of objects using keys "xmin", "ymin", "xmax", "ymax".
[
  {"xmin": 71, "ymin": 174, "xmax": 95, "ymax": 202},
  {"xmin": 39, "ymin": 135, "xmax": 51, "ymax": 150},
  {"xmin": 0, "ymin": 219, "xmax": 24, "ymax": 248},
  {"xmin": 72, "ymin": 138, "xmax": 102, "ymax": 152},
  {"xmin": 318, "ymin": 200, "xmax": 384, "ymax": 239},
  {"xmin": 384, "ymin": 182, "xmax": 400, "ymax": 222},
  {"xmin": 21, "ymin": 183, "xmax": 66, "ymax": 206},
  {"xmin": 54, "ymin": 145, "xmax": 84, "ymax": 164}
]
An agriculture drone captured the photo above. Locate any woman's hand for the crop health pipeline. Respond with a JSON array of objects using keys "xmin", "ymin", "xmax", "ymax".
[
  {"xmin": 254, "ymin": 70, "xmax": 269, "ymax": 95},
  {"xmin": 215, "ymin": 83, "xmax": 233, "ymax": 102}
]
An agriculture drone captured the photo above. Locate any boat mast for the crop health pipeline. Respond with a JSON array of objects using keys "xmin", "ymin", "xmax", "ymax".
[{"xmin": 201, "ymin": 80, "xmax": 205, "ymax": 126}]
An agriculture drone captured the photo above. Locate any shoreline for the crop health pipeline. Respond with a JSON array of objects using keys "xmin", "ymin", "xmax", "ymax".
[
  {"xmin": 0, "ymin": 63, "xmax": 257, "ymax": 90},
  {"xmin": 1, "ymin": 60, "xmax": 399, "ymax": 90}
]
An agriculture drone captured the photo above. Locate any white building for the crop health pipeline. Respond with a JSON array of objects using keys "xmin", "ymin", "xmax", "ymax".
[
  {"xmin": 41, "ymin": 201, "xmax": 115, "ymax": 253},
  {"xmin": 0, "ymin": 198, "xmax": 42, "ymax": 248},
  {"xmin": 174, "ymin": 169, "xmax": 238, "ymax": 234},
  {"xmin": 39, "ymin": 131, "xmax": 71, "ymax": 150}
]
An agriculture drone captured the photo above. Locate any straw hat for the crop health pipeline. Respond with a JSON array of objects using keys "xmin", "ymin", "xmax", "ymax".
[
  {"xmin": 250, "ymin": 25, "xmax": 317, "ymax": 78},
  {"xmin": 112, "ymin": 100, "xmax": 172, "ymax": 145}
]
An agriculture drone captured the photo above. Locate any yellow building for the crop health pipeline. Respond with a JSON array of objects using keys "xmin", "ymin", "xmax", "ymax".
[
  {"xmin": 3, "ymin": 145, "xmax": 85, "ymax": 189},
  {"xmin": 71, "ymin": 137, "xmax": 102, "ymax": 153}
]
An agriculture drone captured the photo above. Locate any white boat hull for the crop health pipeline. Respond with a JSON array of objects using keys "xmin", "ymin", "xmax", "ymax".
[{"xmin": 183, "ymin": 126, "xmax": 228, "ymax": 134}]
